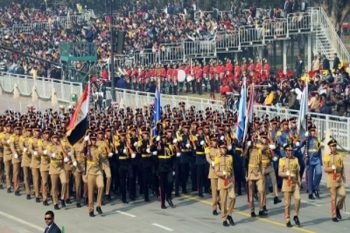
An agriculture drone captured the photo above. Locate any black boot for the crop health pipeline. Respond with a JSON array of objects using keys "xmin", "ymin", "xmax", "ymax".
[
  {"xmin": 15, "ymin": 191, "xmax": 20, "ymax": 196},
  {"xmin": 222, "ymin": 220, "xmax": 230, "ymax": 227},
  {"xmin": 308, "ymin": 193, "xmax": 315, "ymax": 200},
  {"xmin": 76, "ymin": 203, "xmax": 82, "ymax": 208},
  {"xmin": 61, "ymin": 199, "xmax": 66, "ymax": 208},
  {"xmin": 274, "ymin": 196, "xmax": 282, "ymax": 204},
  {"xmin": 251, "ymin": 212, "xmax": 257, "ymax": 217},
  {"xmin": 96, "ymin": 207, "xmax": 103, "ymax": 214},
  {"xmin": 167, "ymin": 199, "xmax": 175, "ymax": 208},
  {"xmin": 293, "ymin": 216, "xmax": 301, "ymax": 227},
  {"xmin": 336, "ymin": 207, "xmax": 342, "ymax": 220},
  {"xmin": 286, "ymin": 221, "xmax": 292, "ymax": 227},
  {"xmin": 263, "ymin": 206, "xmax": 268, "ymax": 212},
  {"xmin": 7, "ymin": 188, "xmax": 11, "ymax": 193},
  {"xmin": 89, "ymin": 211, "xmax": 95, "ymax": 217},
  {"xmin": 161, "ymin": 204, "xmax": 167, "ymax": 209},
  {"xmin": 54, "ymin": 204, "xmax": 60, "ymax": 210},
  {"xmin": 43, "ymin": 200, "xmax": 49, "ymax": 206},
  {"xmin": 259, "ymin": 210, "xmax": 268, "ymax": 217},
  {"xmin": 35, "ymin": 197, "xmax": 40, "ymax": 203},
  {"xmin": 227, "ymin": 216, "xmax": 235, "ymax": 226},
  {"xmin": 212, "ymin": 210, "xmax": 219, "ymax": 216},
  {"xmin": 315, "ymin": 190, "xmax": 320, "ymax": 199},
  {"xmin": 332, "ymin": 217, "xmax": 339, "ymax": 222},
  {"xmin": 26, "ymin": 194, "xmax": 31, "ymax": 200},
  {"xmin": 105, "ymin": 194, "xmax": 112, "ymax": 202},
  {"xmin": 66, "ymin": 199, "xmax": 72, "ymax": 204}
]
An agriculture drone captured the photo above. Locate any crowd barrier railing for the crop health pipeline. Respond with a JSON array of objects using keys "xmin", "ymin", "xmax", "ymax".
[{"xmin": 0, "ymin": 72, "xmax": 82, "ymax": 104}]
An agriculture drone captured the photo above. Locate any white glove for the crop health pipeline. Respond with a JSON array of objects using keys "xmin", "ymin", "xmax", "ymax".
[
  {"xmin": 33, "ymin": 151, "xmax": 38, "ymax": 156},
  {"xmin": 156, "ymin": 136, "xmax": 160, "ymax": 141},
  {"xmin": 223, "ymin": 171, "xmax": 227, "ymax": 175},
  {"xmin": 123, "ymin": 148, "xmax": 127, "ymax": 154},
  {"xmin": 173, "ymin": 139, "xmax": 178, "ymax": 144},
  {"xmin": 13, "ymin": 153, "xmax": 19, "ymax": 159},
  {"xmin": 51, "ymin": 153, "xmax": 56, "ymax": 158},
  {"xmin": 211, "ymin": 161, "xmax": 215, "ymax": 167},
  {"xmin": 43, "ymin": 150, "xmax": 48, "ymax": 155},
  {"xmin": 133, "ymin": 142, "xmax": 138, "ymax": 147},
  {"xmin": 131, "ymin": 153, "xmax": 136, "ymax": 159},
  {"xmin": 176, "ymin": 152, "xmax": 181, "ymax": 157},
  {"xmin": 115, "ymin": 150, "xmax": 118, "ymax": 154},
  {"xmin": 269, "ymin": 144, "xmax": 276, "ymax": 150},
  {"xmin": 172, "ymin": 171, "xmax": 175, "ymax": 176},
  {"xmin": 23, "ymin": 147, "xmax": 27, "ymax": 152},
  {"xmin": 6, "ymin": 139, "xmax": 11, "ymax": 144},
  {"xmin": 227, "ymin": 145, "xmax": 232, "ymax": 150},
  {"xmin": 286, "ymin": 170, "xmax": 290, "ymax": 176},
  {"xmin": 200, "ymin": 140, "xmax": 205, "ymax": 146},
  {"xmin": 73, "ymin": 161, "xmax": 78, "ymax": 167},
  {"xmin": 247, "ymin": 141, "xmax": 252, "ymax": 147},
  {"xmin": 68, "ymin": 152, "xmax": 74, "ymax": 157},
  {"xmin": 304, "ymin": 131, "xmax": 309, "ymax": 137},
  {"xmin": 108, "ymin": 152, "xmax": 113, "ymax": 158},
  {"xmin": 64, "ymin": 157, "xmax": 69, "ymax": 163},
  {"xmin": 146, "ymin": 148, "xmax": 151, "ymax": 153},
  {"xmin": 186, "ymin": 143, "xmax": 190, "ymax": 148},
  {"xmin": 296, "ymin": 142, "xmax": 300, "ymax": 147},
  {"xmin": 290, "ymin": 173, "xmax": 295, "ymax": 177},
  {"xmin": 273, "ymin": 156, "xmax": 278, "ymax": 162},
  {"xmin": 152, "ymin": 151, "xmax": 158, "ymax": 155},
  {"xmin": 84, "ymin": 135, "xmax": 89, "ymax": 141},
  {"xmin": 220, "ymin": 136, "xmax": 225, "ymax": 141},
  {"xmin": 332, "ymin": 165, "xmax": 336, "ymax": 170}
]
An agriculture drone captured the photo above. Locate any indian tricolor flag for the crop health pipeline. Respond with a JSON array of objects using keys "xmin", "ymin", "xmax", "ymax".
[{"xmin": 66, "ymin": 83, "xmax": 90, "ymax": 145}]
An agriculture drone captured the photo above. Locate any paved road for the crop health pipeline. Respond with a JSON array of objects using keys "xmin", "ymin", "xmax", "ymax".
[{"xmin": 0, "ymin": 179, "xmax": 349, "ymax": 233}]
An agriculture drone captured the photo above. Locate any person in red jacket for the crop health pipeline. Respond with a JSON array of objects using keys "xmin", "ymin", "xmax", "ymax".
[{"xmin": 255, "ymin": 58, "xmax": 262, "ymax": 75}]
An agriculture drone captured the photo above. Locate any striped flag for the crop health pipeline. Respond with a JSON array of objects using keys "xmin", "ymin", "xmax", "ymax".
[
  {"xmin": 297, "ymin": 82, "xmax": 308, "ymax": 134},
  {"xmin": 236, "ymin": 79, "xmax": 247, "ymax": 141},
  {"xmin": 66, "ymin": 83, "xmax": 90, "ymax": 145},
  {"xmin": 243, "ymin": 84, "xmax": 255, "ymax": 141}
]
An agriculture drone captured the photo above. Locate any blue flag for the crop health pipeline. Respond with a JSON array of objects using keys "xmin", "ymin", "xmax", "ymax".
[
  {"xmin": 152, "ymin": 86, "xmax": 161, "ymax": 136},
  {"xmin": 236, "ymin": 79, "xmax": 247, "ymax": 141}
]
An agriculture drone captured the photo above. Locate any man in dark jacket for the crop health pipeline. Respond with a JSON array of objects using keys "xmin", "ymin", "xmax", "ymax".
[{"xmin": 44, "ymin": 211, "xmax": 61, "ymax": 233}]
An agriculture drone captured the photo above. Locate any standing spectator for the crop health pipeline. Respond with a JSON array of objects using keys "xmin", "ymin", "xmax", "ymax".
[
  {"xmin": 333, "ymin": 53, "xmax": 340, "ymax": 71},
  {"xmin": 322, "ymin": 55, "xmax": 330, "ymax": 72},
  {"xmin": 43, "ymin": 211, "xmax": 61, "ymax": 233},
  {"xmin": 295, "ymin": 55, "xmax": 304, "ymax": 78}
]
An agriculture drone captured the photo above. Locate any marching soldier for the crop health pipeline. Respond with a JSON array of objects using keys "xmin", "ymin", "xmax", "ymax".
[
  {"xmin": 49, "ymin": 133, "xmax": 68, "ymax": 210},
  {"xmin": 39, "ymin": 130, "xmax": 51, "ymax": 206},
  {"xmin": 193, "ymin": 126, "xmax": 207, "ymax": 197},
  {"xmin": 9, "ymin": 124, "xmax": 22, "ymax": 196},
  {"xmin": 323, "ymin": 139, "xmax": 347, "ymax": 222},
  {"xmin": 215, "ymin": 144, "xmax": 236, "ymax": 227},
  {"xmin": 116, "ymin": 130, "xmax": 130, "ymax": 203},
  {"xmin": 246, "ymin": 136, "xmax": 267, "ymax": 217},
  {"xmin": 61, "ymin": 133, "xmax": 74, "ymax": 204},
  {"xmin": 177, "ymin": 124, "xmax": 192, "ymax": 194},
  {"xmin": 278, "ymin": 144, "xmax": 301, "ymax": 227},
  {"xmin": 97, "ymin": 130, "xmax": 112, "ymax": 202},
  {"xmin": 29, "ymin": 127, "xmax": 42, "ymax": 202},
  {"xmin": 0, "ymin": 124, "xmax": 5, "ymax": 189},
  {"xmin": 138, "ymin": 129, "xmax": 153, "ymax": 202},
  {"xmin": 86, "ymin": 134, "xmax": 104, "ymax": 217},
  {"xmin": 205, "ymin": 136, "xmax": 221, "ymax": 215},
  {"xmin": 2, "ymin": 123, "xmax": 13, "ymax": 193},
  {"xmin": 20, "ymin": 125, "xmax": 32, "ymax": 199}
]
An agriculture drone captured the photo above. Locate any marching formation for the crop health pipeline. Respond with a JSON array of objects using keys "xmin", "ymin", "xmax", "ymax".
[{"xmin": 0, "ymin": 103, "xmax": 347, "ymax": 227}]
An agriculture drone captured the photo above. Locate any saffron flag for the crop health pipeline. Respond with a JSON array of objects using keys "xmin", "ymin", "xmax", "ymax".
[{"xmin": 66, "ymin": 83, "xmax": 90, "ymax": 145}]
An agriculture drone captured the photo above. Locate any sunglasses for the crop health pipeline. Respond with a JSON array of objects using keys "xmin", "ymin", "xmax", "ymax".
[
  {"xmin": 286, "ymin": 149, "xmax": 293, "ymax": 151},
  {"xmin": 45, "ymin": 217, "xmax": 52, "ymax": 220}
]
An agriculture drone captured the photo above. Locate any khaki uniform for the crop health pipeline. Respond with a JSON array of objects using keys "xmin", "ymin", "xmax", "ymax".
[
  {"xmin": 61, "ymin": 137, "xmax": 73, "ymax": 201},
  {"xmin": 40, "ymin": 140, "xmax": 51, "ymax": 202},
  {"xmin": 247, "ymin": 147, "xmax": 265, "ymax": 212},
  {"xmin": 206, "ymin": 147, "xmax": 220, "ymax": 210},
  {"xmin": 72, "ymin": 141, "xmax": 88, "ymax": 204},
  {"xmin": 9, "ymin": 134, "xmax": 22, "ymax": 193},
  {"xmin": 2, "ymin": 132, "xmax": 13, "ymax": 190},
  {"xmin": 279, "ymin": 157, "xmax": 301, "ymax": 223},
  {"xmin": 29, "ymin": 137, "xmax": 42, "ymax": 199},
  {"xmin": 323, "ymin": 153, "xmax": 346, "ymax": 218},
  {"xmin": 260, "ymin": 146, "xmax": 279, "ymax": 204},
  {"xmin": 0, "ymin": 131, "xmax": 5, "ymax": 187},
  {"xmin": 86, "ymin": 145, "xmax": 104, "ymax": 212},
  {"xmin": 20, "ymin": 134, "xmax": 31, "ymax": 195},
  {"xmin": 215, "ymin": 153, "xmax": 235, "ymax": 221},
  {"xmin": 49, "ymin": 142, "xmax": 67, "ymax": 205},
  {"xmin": 97, "ymin": 140, "xmax": 112, "ymax": 196}
]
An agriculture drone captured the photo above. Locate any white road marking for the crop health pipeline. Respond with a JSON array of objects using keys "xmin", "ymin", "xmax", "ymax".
[
  {"xmin": 152, "ymin": 223, "xmax": 174, "ymax": 232},
  {"xmin": 0, "ymin": 210, "xmax": 44, "ymax": 231},
  {"xmin": 115, "ymin": 210, "xmax": 136, "ymax": 218},
  {"xmin": 301, "ymin": 200, "xmax": 322, "ymax": 207}
]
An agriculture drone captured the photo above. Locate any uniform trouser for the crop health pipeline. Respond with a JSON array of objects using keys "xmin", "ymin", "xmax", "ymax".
[
  {"xmin": 329, "ymin": 185, "xmax": 346, "ymax": 218},
  {"xmin": 87, "ymin": 173, "xmax": 104, "ymax": 212},
  {"xmin": 64, "ymin": 169, "xmax": 72, "ymax": 200},
  {"xmin": 50, "ymin": 170, "xmax": 67, "ymax": 205},
  {"xmin": 129, "ymin": 164, "xmax": 137, "ymax": 199},
  {"xmin": 196, "ymin": 80, "xmax": 202, "ymax": 95},
  {"xmin": 180, "ymin": 162, "xmax": 190, "ymax": 192},
  {"xmin": 307, "ymin": 163, "xmax": 322, "ymax": 193},
  {"xmin": 191, "ymin": 80, "xmax": 196, "ymax": 93},
  {"xmin": 110, "ymin": 161, "xmax": 119, "ymax": 193},
  {"xmin": 31, "ymin": 168, "xmax": 40, "ymax": 198},
  {"xmin": 210, "ymin": 178, "xmax": 219, "ymax": 211},
  {"xmin": 12, "ymin": 162, "xmax": 20, "ymax": 192},
  {"xmin": 283, "ymin": 185, "xmax": 301, "ymax": 223},
  {"xmin": 103, "ymin": 166, "xmax": 112, "ymax": 195},
  {"xmin": 220, "ymin": 185, "xmax": 236, "ymax": 221},
  {"xmin": 233, "ymin": 155, "xmax": 245, "ymax": 193},
  {"xmin": 119, "ymin": 166, "xmax": 128, "ymax": 201},
  {"xmin": 248, "ymin": 178, "xmax": 265, "ymax": 212},
  {"xmin": 141, "ymin": 166, "xmax": 152, "ymax": 200},
  {"xmin": 159, "ymin": 171, "xmax": 172, "ymax": 206},
  {"xmin": 22, "ymin": 166, "xmax": 31, "ymax": 195},
  {"xmin": 196, "ymin": 163, "xmax": 206, "ymax": 195},
  {"xmin": 190, "ymin": 156, "xmax": 197, "ymax": 191},
  {"xmin": 41, "ymin": 170, "xmax": 49, "ymax": 201},
  {"xmin": 174, "ymin": 159, "xmax": 181, "ymax": 194},
  {"xmin": 74, "ymin": 170, "xmax": 87, "ymax": 204},
  {"xmin": 4, "ymin": 159, "xmax": 12, "ymax": 189},
  {"xmin": 0, "ymin": 157, "xmax": 4, "ymax": 186},
  {"xmin": 263, "ymin": 165, "xmax": 279, "ymax": 203}
]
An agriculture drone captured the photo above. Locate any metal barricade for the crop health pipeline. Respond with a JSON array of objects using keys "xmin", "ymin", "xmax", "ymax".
[
  {"xmin": 239, "ymin": 25, "xmax": 264, "ymax": 46},
  {"xmin": 159, "ymin": 43, "xmax": 184, "ymax": 63},
  {"xmin": 134, "ymin": 51, "xmax": 160, "ymax": 66},
  {"xmin": 263, "ymin": 19, "xmax": 288, "ymax": 41},
  {"xmin": 287, "ymin": 12, "xmax": 311, "ymax": 34},
  {"xmin": 183, "ymin": 40, "xmax": 216, "ymax": 58},
  {"xmin": 216, "ymin": 31, "xmax": 240, "ymax": 52}
]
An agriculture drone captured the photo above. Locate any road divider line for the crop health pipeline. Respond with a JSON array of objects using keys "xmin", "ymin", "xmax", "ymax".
[
  {"xmin": 181, "ymin": 194, "xmax": 316, "ymax": 233},
  {"xmin": 0, "ymin": 210, "xmax": 44, "ymax": 232},
  {"xmin": 115, "ymin": 210, "xmax": 136, "ymax": 218},
  {"xmin": 152, "ymin": 223, "xmax": 174, "ymax": 232}
]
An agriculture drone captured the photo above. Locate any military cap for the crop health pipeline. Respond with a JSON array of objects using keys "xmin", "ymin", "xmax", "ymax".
[
  {"xmin": 327, "ymin": 139, "xmax": 337, "ymax": 146},
  {"xmin": 283, "ymin": 143, "xmax": 293, "ymax": 150}
]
